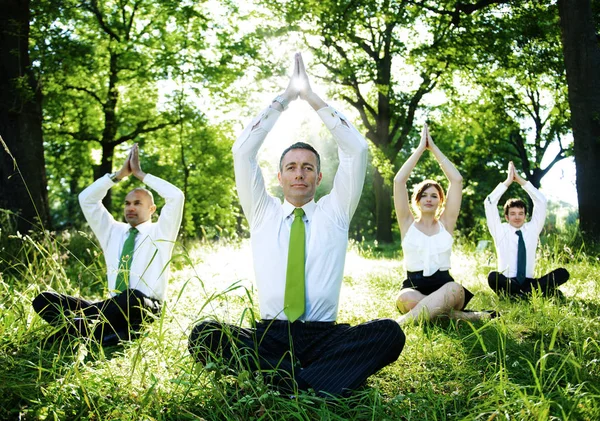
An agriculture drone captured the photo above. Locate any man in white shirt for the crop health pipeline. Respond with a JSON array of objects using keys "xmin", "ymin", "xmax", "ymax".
[
  {"xmin": 32, "ymin": 144, "xmax": 184, "ymax": 345},
  {"xmin": 188, "ymin": 53, "xmax": 405, "ymax": 397},
  {"xmin": 484, "ymin": 161, "xmax": 569, "ymax": 298}
]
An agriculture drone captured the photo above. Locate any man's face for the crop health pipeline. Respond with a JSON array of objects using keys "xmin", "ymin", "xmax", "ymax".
[
  {"xmin": 505, "ymin": 206, "xmax": 526, "ymax": 228},
  {"xmin": 124, "ymin": 190, "xmax": 156, "ymax": 227},
  {"xmin": 278, "ymin": 148, "xmax": 322, "ymax": 207}
]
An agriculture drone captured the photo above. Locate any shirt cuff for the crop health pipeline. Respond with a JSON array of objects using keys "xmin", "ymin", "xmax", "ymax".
[{"xmin": 317, "ymin": 106, "xmax": 345, "ymax": 131}]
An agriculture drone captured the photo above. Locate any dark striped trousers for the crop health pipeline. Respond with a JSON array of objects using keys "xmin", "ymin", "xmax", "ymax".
[{"xmin": 188, "ymin": 318, "xmax": 405, "ymax": 397}]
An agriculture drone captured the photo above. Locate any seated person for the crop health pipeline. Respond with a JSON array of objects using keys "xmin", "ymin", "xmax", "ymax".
[
  {"xmin": 394, "ymin": 123, "xmax": 492, "ymax": 325},
  {"xmin": 32, "ymin": 144, "xmax": 184, "ymax": 345},
  {"xmin": 484, "ymin": 161, "xmax": 569, "ymax": 298},
  {"xmin": 188, "ymin": 53, "xmax": 405, "ymax": 397}
]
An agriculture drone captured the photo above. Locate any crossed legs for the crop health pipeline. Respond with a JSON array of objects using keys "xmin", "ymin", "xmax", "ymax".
[
  {"xmin": 32, "ymin": 289, "xmax": 161, "ymax": 342},
  {"xmin": 397, "ymin": 282, "xmax": 490, "ymax": 325},
  {"xmin": 188, "ymin": 318, "xmax": 405, "ymax": 397},
  {"xmin": 487, "ymin": 268, "xmax": 569, "ymax": 298}
]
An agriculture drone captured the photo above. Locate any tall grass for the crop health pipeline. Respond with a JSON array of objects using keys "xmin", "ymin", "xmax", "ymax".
[{"xmin": 1, "ymin": 230, "xmax": 599, "ymax": 420}]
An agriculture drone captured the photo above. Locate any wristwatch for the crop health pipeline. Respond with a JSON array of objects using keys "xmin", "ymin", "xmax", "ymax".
[
  {"xmin": 272, "ymin": 95, "xmax": 289, "ymax": 110},
  {"xmin": 109, "ymin": 172, "xmax": 121, "ymax": 182}
]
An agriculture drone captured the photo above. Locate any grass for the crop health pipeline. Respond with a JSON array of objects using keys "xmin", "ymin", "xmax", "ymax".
[{"xmin": 1, "ymin": 230, "xmax": 600, "ymax": 420}]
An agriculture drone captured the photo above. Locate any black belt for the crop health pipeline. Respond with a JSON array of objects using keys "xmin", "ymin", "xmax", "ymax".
[{"xmin": 260, "ymin": 319, "xmax": 336, "ymax": 327}]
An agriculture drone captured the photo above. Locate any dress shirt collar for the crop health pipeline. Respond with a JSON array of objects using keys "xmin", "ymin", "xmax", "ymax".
[
  {"xmin": 282, "ymin": 199, "xmax": 316, "ymax": 220},
  {"xmin": 129, "ymin": 219, "xmax": 152, "ymax": 235},
  {"xmin": 507, "ymin": 222, "xmax": 527, "ymax": 235}
]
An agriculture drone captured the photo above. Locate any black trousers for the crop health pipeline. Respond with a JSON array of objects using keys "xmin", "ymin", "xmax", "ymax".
[
  {"xmin": 32, "ymin": 289, "xmax": 162, "ymax": 341},
  {"xmin": 188, "ymin": 318, "xmax": 405, "ymax": 397},
  {"xmin": 487, "ymin": 268, "xmax": 569, "ymax": 298}
]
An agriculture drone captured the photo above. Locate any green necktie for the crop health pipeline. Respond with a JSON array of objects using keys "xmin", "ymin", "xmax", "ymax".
[
  {"xmin": 516, "ymin": 230, "xmax": 526, "ymax": 285},
  {"xmin": 115, "ymin": 227, "xmax": 139, "ymax": 293},
  {"xmin": 284, "ymin": 208, "xmax": 305, "ymax": 322}
]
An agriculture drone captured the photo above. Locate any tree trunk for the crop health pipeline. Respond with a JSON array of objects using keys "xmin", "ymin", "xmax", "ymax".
[
  {"xmin": 557, "ymin": 0, "xmax": 600, "ymax": 240},
  {"xmin": 373, "ymin": 169, "xmax": 394, "ymax": 244},
  {"xmin": 0, "ymin": 0, "xmax": 50, "ymax": 232}
]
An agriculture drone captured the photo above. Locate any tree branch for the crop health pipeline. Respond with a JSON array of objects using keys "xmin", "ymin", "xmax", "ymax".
[
  {"xmin": 111, "ymin": 119, "xmax": 182, "ymax": 145},
  {"xmin": 84, "ymin": 0, "xmax": 121, "ymax": 42},
  {"xmin": 65, "ymin": 85, "xmax": 104, "ymax": 106}
]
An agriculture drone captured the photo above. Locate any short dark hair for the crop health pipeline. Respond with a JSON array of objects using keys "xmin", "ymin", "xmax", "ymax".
[
  {"xmin": 503, "ymin": 198, "xmax": 527, "ymax": 216},
  {"xmin": 279, "ymin": 142, "xmax": 321, "ymax": 173}
]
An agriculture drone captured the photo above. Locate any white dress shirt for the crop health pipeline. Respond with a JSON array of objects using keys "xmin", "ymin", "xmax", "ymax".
[
  {"xmin": 233, "ymin": 105, "xmax": 368, "ymax": 322},
  {"xmin": 78, "ymin": 174, "xmax": 184, "ymax": 301},
  {"xmin": 402, "ymin": 222, "xmax": 453, "ymax": 276},
  {"xmin": 484, "ymin": 181, "xmax": 547, "ymax": 278}
]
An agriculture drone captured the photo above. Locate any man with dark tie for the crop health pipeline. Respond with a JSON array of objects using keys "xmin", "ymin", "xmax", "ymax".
[
  {"xmin": 484, "ymin": 161, "xmax": 569, "ymax": 298},
  {"xmin": 188, "ymin": 53, "xmax": 405, "ymax": 397},
  {"xmin": 32, "ymin": 144, "xmax": 184, "ymax": 345}
]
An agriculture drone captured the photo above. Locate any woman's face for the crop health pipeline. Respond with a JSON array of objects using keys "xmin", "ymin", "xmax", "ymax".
[{"xmin": 418, "ymin": 186, "xmax": 441, "ymax": 213}]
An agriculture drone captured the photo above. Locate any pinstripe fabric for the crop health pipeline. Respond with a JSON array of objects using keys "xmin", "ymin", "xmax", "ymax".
[{"xmin": 189, "ymin": 318, "xmax": 405, "ymax": 396}]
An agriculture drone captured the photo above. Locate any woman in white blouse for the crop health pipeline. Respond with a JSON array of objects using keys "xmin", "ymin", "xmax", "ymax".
[{"xmin": 394, "ymin": 123, "xmax": 491, "ymax": 325}]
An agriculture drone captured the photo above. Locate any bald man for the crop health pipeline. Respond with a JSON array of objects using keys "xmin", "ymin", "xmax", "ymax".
[{"xmin": 32, "ymin": 144, "xmax": 184, "ymax": 345}]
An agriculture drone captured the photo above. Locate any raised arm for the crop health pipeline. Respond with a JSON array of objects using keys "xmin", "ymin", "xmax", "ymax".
[
  {"xmin": 296, "ymin": 52, "xmax": 367, "ymax": 222},
  {"xmin": 484, "ymin": 162, "xmax": 514, "ymax": 238},
  {"xmin": 426, "ymin": 126, "xmax": 463, "ymax": 233},
  {"xmin": 515, "ymin": 165, "xmax": 547, "ymax": 235},
  {"xmin": 79, "ymin": 149, "xmax": 134, "ymax": 248},
  {"xmin": 131, "ymin": 144, "xmax": 184, "ymax": 240},
  {"xmin": 394, "ymin": 125, "xmax": 427, "ymax": 237},
  {"xmin": 232, "ymin": 55, "xmax": 303, "ymax": 227}
]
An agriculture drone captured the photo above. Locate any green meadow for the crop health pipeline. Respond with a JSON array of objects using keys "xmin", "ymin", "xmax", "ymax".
[{"xmin": 1, "ymin": 231, "xmax": 599, "ymax": 420}]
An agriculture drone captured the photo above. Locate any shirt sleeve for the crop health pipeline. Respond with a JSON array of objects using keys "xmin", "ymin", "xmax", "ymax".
[
  {"xmin": 78, "ymin": 174, "xmax": 119, "ymax": 250},
  {"xmin": 143, "ymin": 174, "xmax": 185, "ymax": 241},
  {"xmin": 232, "ymin": 106, "xmax": 281, "ymax": 229},
  {"xmin": 484, "ymin": 183, "xmax": 508, "ymax": 240},
  {"xmin": 317, "ymin": 106, "xmax": 368, "ymax": 225},
  {"xmin": 522, "ymin": 181, "xmax": 547, "ymax": 236}
]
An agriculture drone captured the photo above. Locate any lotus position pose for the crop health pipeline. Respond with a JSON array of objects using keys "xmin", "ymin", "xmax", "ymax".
[
  {"xmin": 32, "ymin": 144, "xmax": 184, "ymax": 345},
  {"xmin": 188, "ymin": 53, "xmax": 405, "ymax": 397},
  {"xmin": 485, "ymin": 161, "xmax": 569, "ymax": 298},
  {"xmin": 394, "ymin": 124, "xmax": 491, "ymax": 324}
]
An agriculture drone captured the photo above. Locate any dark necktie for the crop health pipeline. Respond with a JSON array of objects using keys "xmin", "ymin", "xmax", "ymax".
[
  {"xmin": 115, "ymin": 227, "xmax": 138, "ymax": 293},
  {"xmin": 284, "ymin": 208, "xmax": 305, "ymax": 322},
  {"xmin": 516, "ymin": 230, "xmax": 526, "ymax": 284}
]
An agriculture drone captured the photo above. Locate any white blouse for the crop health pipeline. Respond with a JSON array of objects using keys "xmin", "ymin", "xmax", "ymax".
[{"xmin": 402, "ymin": 222, "xmax": 453, "ymax": 276}]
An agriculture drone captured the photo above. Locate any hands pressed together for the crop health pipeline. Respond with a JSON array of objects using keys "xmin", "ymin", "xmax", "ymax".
[
  {"xmin": 417, "ymin": 123, "xmax": 437, "ymax": 151},
  {"xmin": 504, "ymin": 161, "xmax": 526, "ymax": 186},
  {"xmin": 276, "ymin": 53, "xmax": 326, "ymax": 111},
  {"xmin": 114, "ymin": 143, "xmax": 147, "ymax": 182}
]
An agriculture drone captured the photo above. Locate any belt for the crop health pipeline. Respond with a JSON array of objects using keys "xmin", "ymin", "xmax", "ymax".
[{"xmin": 260, "ymin": 319, "xmax": 336, "ymax": 327}]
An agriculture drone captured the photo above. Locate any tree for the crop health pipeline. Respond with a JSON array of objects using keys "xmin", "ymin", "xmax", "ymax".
[
  {"xmin": 31, "ymin": 0, "xmax": 264, "ymax": 227},
  {"xmin": 0, "ymin": 0, "xmax": 50, "ymax": 232},
  {"xmin": 558, "ymin": 0, "xmax": 600, "ymax": 240},
  {"xmin": 31, "ymin": 0, "xmax": 189, "ymax": 212},
  {"xmin": 263, "ymin": 0, "xmax": 455, "ymax": 243}
]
